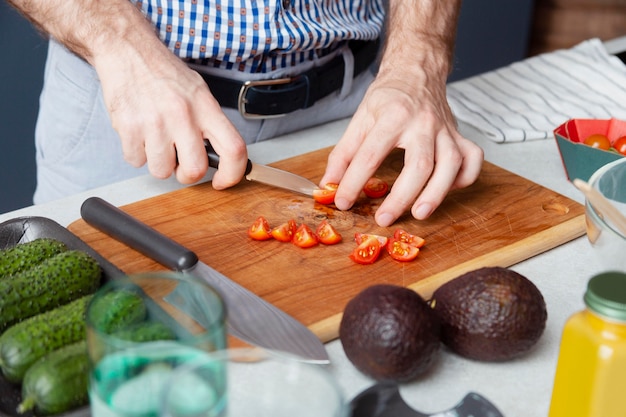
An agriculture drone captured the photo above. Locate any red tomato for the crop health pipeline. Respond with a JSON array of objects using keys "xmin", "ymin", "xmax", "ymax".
[
  {"xmin": 248, "ymin": 216, "xmax": 272, "ymax": 241},
  {"xmin": 584, "ymin": 134, "xmax": 611, "ymax": 150},
  {"xmin": 313, "ymin": 183, "xmax": 338, "ymax": 205},
  {"xmin": 363, "ymin": 177, "xmax": 389, "ymax": 199},
  {"xmin": 393, "ymin": 229, "xmax": 426, "ymax": 248},
  {"xmin": 349, "ymin": 235, "xmax": 382, "ymax": 264},
  {"xmin": 316, "ymin": 220, "xmax": 342, "ymax": 245},
  {"xmin": 613, "ymin": 136, "xmax": 626, "ymax": 156},
  {"xmin": 271, "ymin": 219, "xmax": 297, "ymax": 242},
  {"xmin": 354, "ymin": 232, "xmax": 388, "ymax": 247},
  {"xmin": 386, "ymin": 238, "xmax": 420, "ymax": 262},
  {"xmin": 293, "ymin": 224, "xmax": 319, "ymax": 248}
]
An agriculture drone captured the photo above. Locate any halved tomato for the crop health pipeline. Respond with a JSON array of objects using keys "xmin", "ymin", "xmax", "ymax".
[
  {"xmin": 363, "ymin": 177, "xmax": 389, "ymax": 199},
  {"xmin": 271, "ymin": 219, "xmax": 297, "ymax": 242},
  {"xmin": 248, "ymin": 216, "xmax": 272, "ymax": 241},
  {"xmin": 316, "ymin": 220, "xmax": 342, "ymax": 245},
  {"xmin": 349, "ymin": 235, "xmax": 382, "ymax": 264},
  {"xmin": 354, "ymin": 232, "xmax": 388, "ymax": 247},
  {"xmin": 313, "ymin": 183, "xmax": 339, "ymax": 205},
  {"xmin": 293, "ymin": 224, "xmax": 319, "ymax": 248},
  {"xmin": 393, "ymin": 228, "xmax": 425, "ymax": 248},
  {"xmin": 386, "ymin": 238, "xmax": 420, "ymax": 262}
]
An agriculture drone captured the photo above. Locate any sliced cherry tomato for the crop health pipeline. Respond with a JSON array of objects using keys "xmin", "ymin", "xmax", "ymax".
[
  {"xmin": 316, "ymin": 220, "xmax": 342, "ymax": 245},
  {"xmin": 271, "ymin": 219, "xmax": 298, "ymax": 242},
  {"xmin": 584, "ymin": 134, "xmax": 611, "ymax": 150},
  {"xmin": 349, "ymin": 235, "xmax": 382, "ymax": 264},
  {"xmin": 386, "ymin": 238, "xmax": 420, "ymax": 262},
  {"xmin": 363, "ymin": 177, "xmax": 389, "ymax": 199},
  {"xmin": 393, "ymin": 228, "xmax": 425, "ymax": 248},
  {"xmin": 293, "ymin": 224, "xmax": 319, "ymax": 248},
  {"xmin": 248, "ymin": 216, "xmax": 272, "ymax": 241},
  {"xmin": 354, "ymin": 232, "xmax": 388, "ymax": 247},
  {"xmin": 613, "ymin": 136, "xmax": 626, "ymax": 156},
  {"xmin": 313, "ymin": 183, "xmax": 338, "ymax": 205}
]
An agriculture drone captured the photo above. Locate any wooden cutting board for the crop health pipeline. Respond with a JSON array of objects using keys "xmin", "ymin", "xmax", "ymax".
[{"xmin": 68, "ymin": 146, "xmax": 585, "ymax": 343}]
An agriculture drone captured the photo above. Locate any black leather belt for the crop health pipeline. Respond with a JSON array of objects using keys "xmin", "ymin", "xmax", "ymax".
[{"xmin": 197, "ymin": 40, "xmax": 380, "ymax": 119}]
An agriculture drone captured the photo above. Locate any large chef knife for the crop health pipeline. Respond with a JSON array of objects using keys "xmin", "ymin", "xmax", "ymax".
[
  {"xmin": 204, "ymin": 140, "xmax": 319, "ymax": 196},
  {"xmin": 80, "ymin": 196, "xmax": 329, "ymax": 364}
]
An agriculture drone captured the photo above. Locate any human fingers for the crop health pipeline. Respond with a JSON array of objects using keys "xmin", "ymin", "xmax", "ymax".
[
  {"xmin": 319, "ymin": 113, "xmax": 371, "ymax": 188},
  {"xmin": 331, "ymin": 119, "xmax": 397, "ymax": 212},
  {"xmin": 372, "ymin": 130, "xmax": 435, "ymax": 227},
  {"xmin": 202, "ymin": 113, "xmax": 248, "ymax": 190}
]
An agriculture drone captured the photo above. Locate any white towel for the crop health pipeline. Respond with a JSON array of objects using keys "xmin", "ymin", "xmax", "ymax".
[{"xmin": 446, "ymin": 38, "xmax": 626, "ymax": 143}]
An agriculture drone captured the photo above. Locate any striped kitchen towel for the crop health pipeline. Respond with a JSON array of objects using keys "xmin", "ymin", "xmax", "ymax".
[{"xmin": 446, "ymin": 38, "xmax": 626, "ymax": 142}]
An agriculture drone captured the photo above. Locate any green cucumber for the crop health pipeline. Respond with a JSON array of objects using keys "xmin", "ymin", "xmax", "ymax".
[
  {"xmin": 0, "ymin": 250, "xmax": 101, "ymax": 332},
  {"xmin": 0, "ymin": 238, "xmax": 68, "ymax": 278},
  {"xmin": 18, "ymin": 340, "xmax": 89, "ymax": 415},
  {"xmin": 114, "ymin": 321, "xmax": 177, "ymax": 342},
  {"xmin": 17, "ymin": 324, "xmax": 177, "ymax": 415},
  {"xmin": 87, "ymin": 288, "xmax": 147, "ymax": 334},
  {"xmin": 0, "ymin": 295, "xmax": 92, "ymax": 383}
]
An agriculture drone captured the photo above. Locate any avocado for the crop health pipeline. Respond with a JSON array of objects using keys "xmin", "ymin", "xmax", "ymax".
[
  {"xmin": 431, "ymin": 266, "xmax": 547, "ymax": 362},
  {"xmin": 339, "ymin": 284, "xmax": 441, "ymax": 382}
]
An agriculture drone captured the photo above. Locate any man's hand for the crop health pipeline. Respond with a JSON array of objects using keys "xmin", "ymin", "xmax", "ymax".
[
  {"xmin": 8, "ymin": 0, "xmax": 248, "ymax": 190},
  {"xmin": 320, "ymin": 0, "xmax": 484, "ymax": 227}
]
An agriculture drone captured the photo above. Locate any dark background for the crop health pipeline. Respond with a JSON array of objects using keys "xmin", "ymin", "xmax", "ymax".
[{"xmin": 0, "ymin": 0, "xmax": 535, "ymax": 214}]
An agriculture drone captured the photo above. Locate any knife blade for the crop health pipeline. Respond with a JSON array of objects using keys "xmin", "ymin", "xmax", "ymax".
[
  {"xmin": 80, "ymin": 196, "xmax": 329, "ymax": 364},
  {"xmin": 204, "ymin": 140, "xmax": 319, "ymax": 196}
]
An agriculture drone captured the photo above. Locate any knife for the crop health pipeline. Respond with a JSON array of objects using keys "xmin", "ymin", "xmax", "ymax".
[
  {"xmin": 204, "ymin": 140, "xmax": 319, "ymax": 196},
  {"xmin": 80, "ymin": 196, "xmax": 329, "ymax": 364}
]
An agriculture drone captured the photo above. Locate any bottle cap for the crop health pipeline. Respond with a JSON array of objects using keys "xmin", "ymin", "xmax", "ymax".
[{"xmin": 584, "ymin": 272, "xmax": 626, "ymax": 321}]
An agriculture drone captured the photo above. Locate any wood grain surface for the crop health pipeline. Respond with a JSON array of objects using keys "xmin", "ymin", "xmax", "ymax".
[{"xmin": 68, "ymin": 146, "xmax": 586, "ymax": 343}]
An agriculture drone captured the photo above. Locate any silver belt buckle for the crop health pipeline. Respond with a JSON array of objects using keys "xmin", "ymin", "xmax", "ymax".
[{"xmin": 238, "ymin": 77, "xmax": 292, "ymax": 119}]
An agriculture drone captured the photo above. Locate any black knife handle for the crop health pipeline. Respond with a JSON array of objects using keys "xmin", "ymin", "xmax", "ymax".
[
  {"xmin": 203, "ymin": 139, "xmax": 253, "ymax": 176},
  {"xmin": 80, "ymin": 197, "xmax": 199, "ymax": 271}
]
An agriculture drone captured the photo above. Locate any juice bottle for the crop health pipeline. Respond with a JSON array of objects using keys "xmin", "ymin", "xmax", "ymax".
[{"xmin": 548, "ymin": 272, "xmax": 626, "ymax": 417}]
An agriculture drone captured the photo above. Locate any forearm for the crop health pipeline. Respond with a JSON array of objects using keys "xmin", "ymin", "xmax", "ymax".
[
  {"xmin": 6, "ymin": 0, "xmax": 159, "ymax": 67},
  {"xmin": 379, "ymin": 0, "xmax": 461, "ymax": 81}
]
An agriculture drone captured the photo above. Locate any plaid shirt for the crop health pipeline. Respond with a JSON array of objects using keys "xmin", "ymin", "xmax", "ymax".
[{"xmin": 131, "ymin": 0, "xmax": 384, "ymax": 73}]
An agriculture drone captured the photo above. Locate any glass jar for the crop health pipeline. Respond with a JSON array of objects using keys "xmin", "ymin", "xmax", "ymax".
[{"xmin": 549, "ymin": 272, "xmax": 626, "ymax": 417}]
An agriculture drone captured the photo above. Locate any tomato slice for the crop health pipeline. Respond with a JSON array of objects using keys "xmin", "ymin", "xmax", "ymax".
[
  {"xmin": 271, "ymin": 219, "xmax": 297, "ymax": 242},
  {"xmin": 248, "ymin": 216, "xmax": 272, "ymax": 241},
  {"xmin": 363, "ymin": 177, "xmax": 389, "ymax": 199},
  {"xmin": 354, "ymin": 232, "xmax": 388, "ymax": 247},
  {"xmin": 393, "ymin": 228, "xmax": 425, "ymax": 248},
  {"xmin": 386, "ymin": 237, "xmax": 420, "ymax": 262},
  {"xmin": 293, "ymin": 224, "xmax": 319, "ymax": 248},
  {"xmin": 313, "ymin": 183, "xmax": 338, "ymax": 205},
  {"xmin": 349, "ymin": 235, "xmax": 382, "ymax": 264},
  {"xmin": 316, "ymin": 220, "xmax": 342, "ymax": 245},
  {"xmin": 613, "ymin": 136, "xmax": 626, "ymax": 156}
]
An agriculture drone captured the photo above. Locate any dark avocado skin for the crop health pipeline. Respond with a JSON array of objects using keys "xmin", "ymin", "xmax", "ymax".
[
  {"xmin": 432, "ymin": 266, "xmax": 547, "ymax": 362},
  {"xmin": 339, "ymin": 284, "xmax": 441, "ymax": 382}
]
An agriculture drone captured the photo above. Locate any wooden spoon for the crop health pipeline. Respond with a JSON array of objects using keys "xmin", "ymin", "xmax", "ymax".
[{"xmin": 573, "ymin": 178, "xmax": 626, "ymax": 237}]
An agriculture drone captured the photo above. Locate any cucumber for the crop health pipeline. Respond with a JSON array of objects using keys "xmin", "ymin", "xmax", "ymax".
[
  {"xmin": 0, "ymin": 295, "xmax": 92, "ymax": 383},
  {"xmin": 17, "ymin": 324, "xmax": 177, "ymax": 415},
  {"xmin": 114, "ymin": 321, "xmax": 177, "ymax": 342},
  {"xmin": 0, "ymin": 250, "xmax": 101, "ymax": 332},
  {"xmin": 87, "ymin": 288, "xmax": 147, "ymax": 334},
  {"xmin": 18, "ymin": 341, "xmax": 89, "ymax": 415},
  {"xmin": 0, "ymin": 238, "xmax": 68, "ymax": 278}
]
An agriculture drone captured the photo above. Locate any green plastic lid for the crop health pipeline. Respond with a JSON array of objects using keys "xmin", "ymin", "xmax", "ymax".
[{"xmin": 584, "ymin": 272, "xmax": 626, "ymax": 321}]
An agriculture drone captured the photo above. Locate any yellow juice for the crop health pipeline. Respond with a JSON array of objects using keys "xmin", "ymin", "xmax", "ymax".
[{"xmin": 549, "ymin": 272, "xmax": 626, "ymax": 417}]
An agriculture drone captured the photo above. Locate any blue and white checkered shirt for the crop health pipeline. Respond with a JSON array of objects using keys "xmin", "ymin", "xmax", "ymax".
[{"xmin": 131, "ymin": 0, "xmax": 384, "ymax": 73}]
